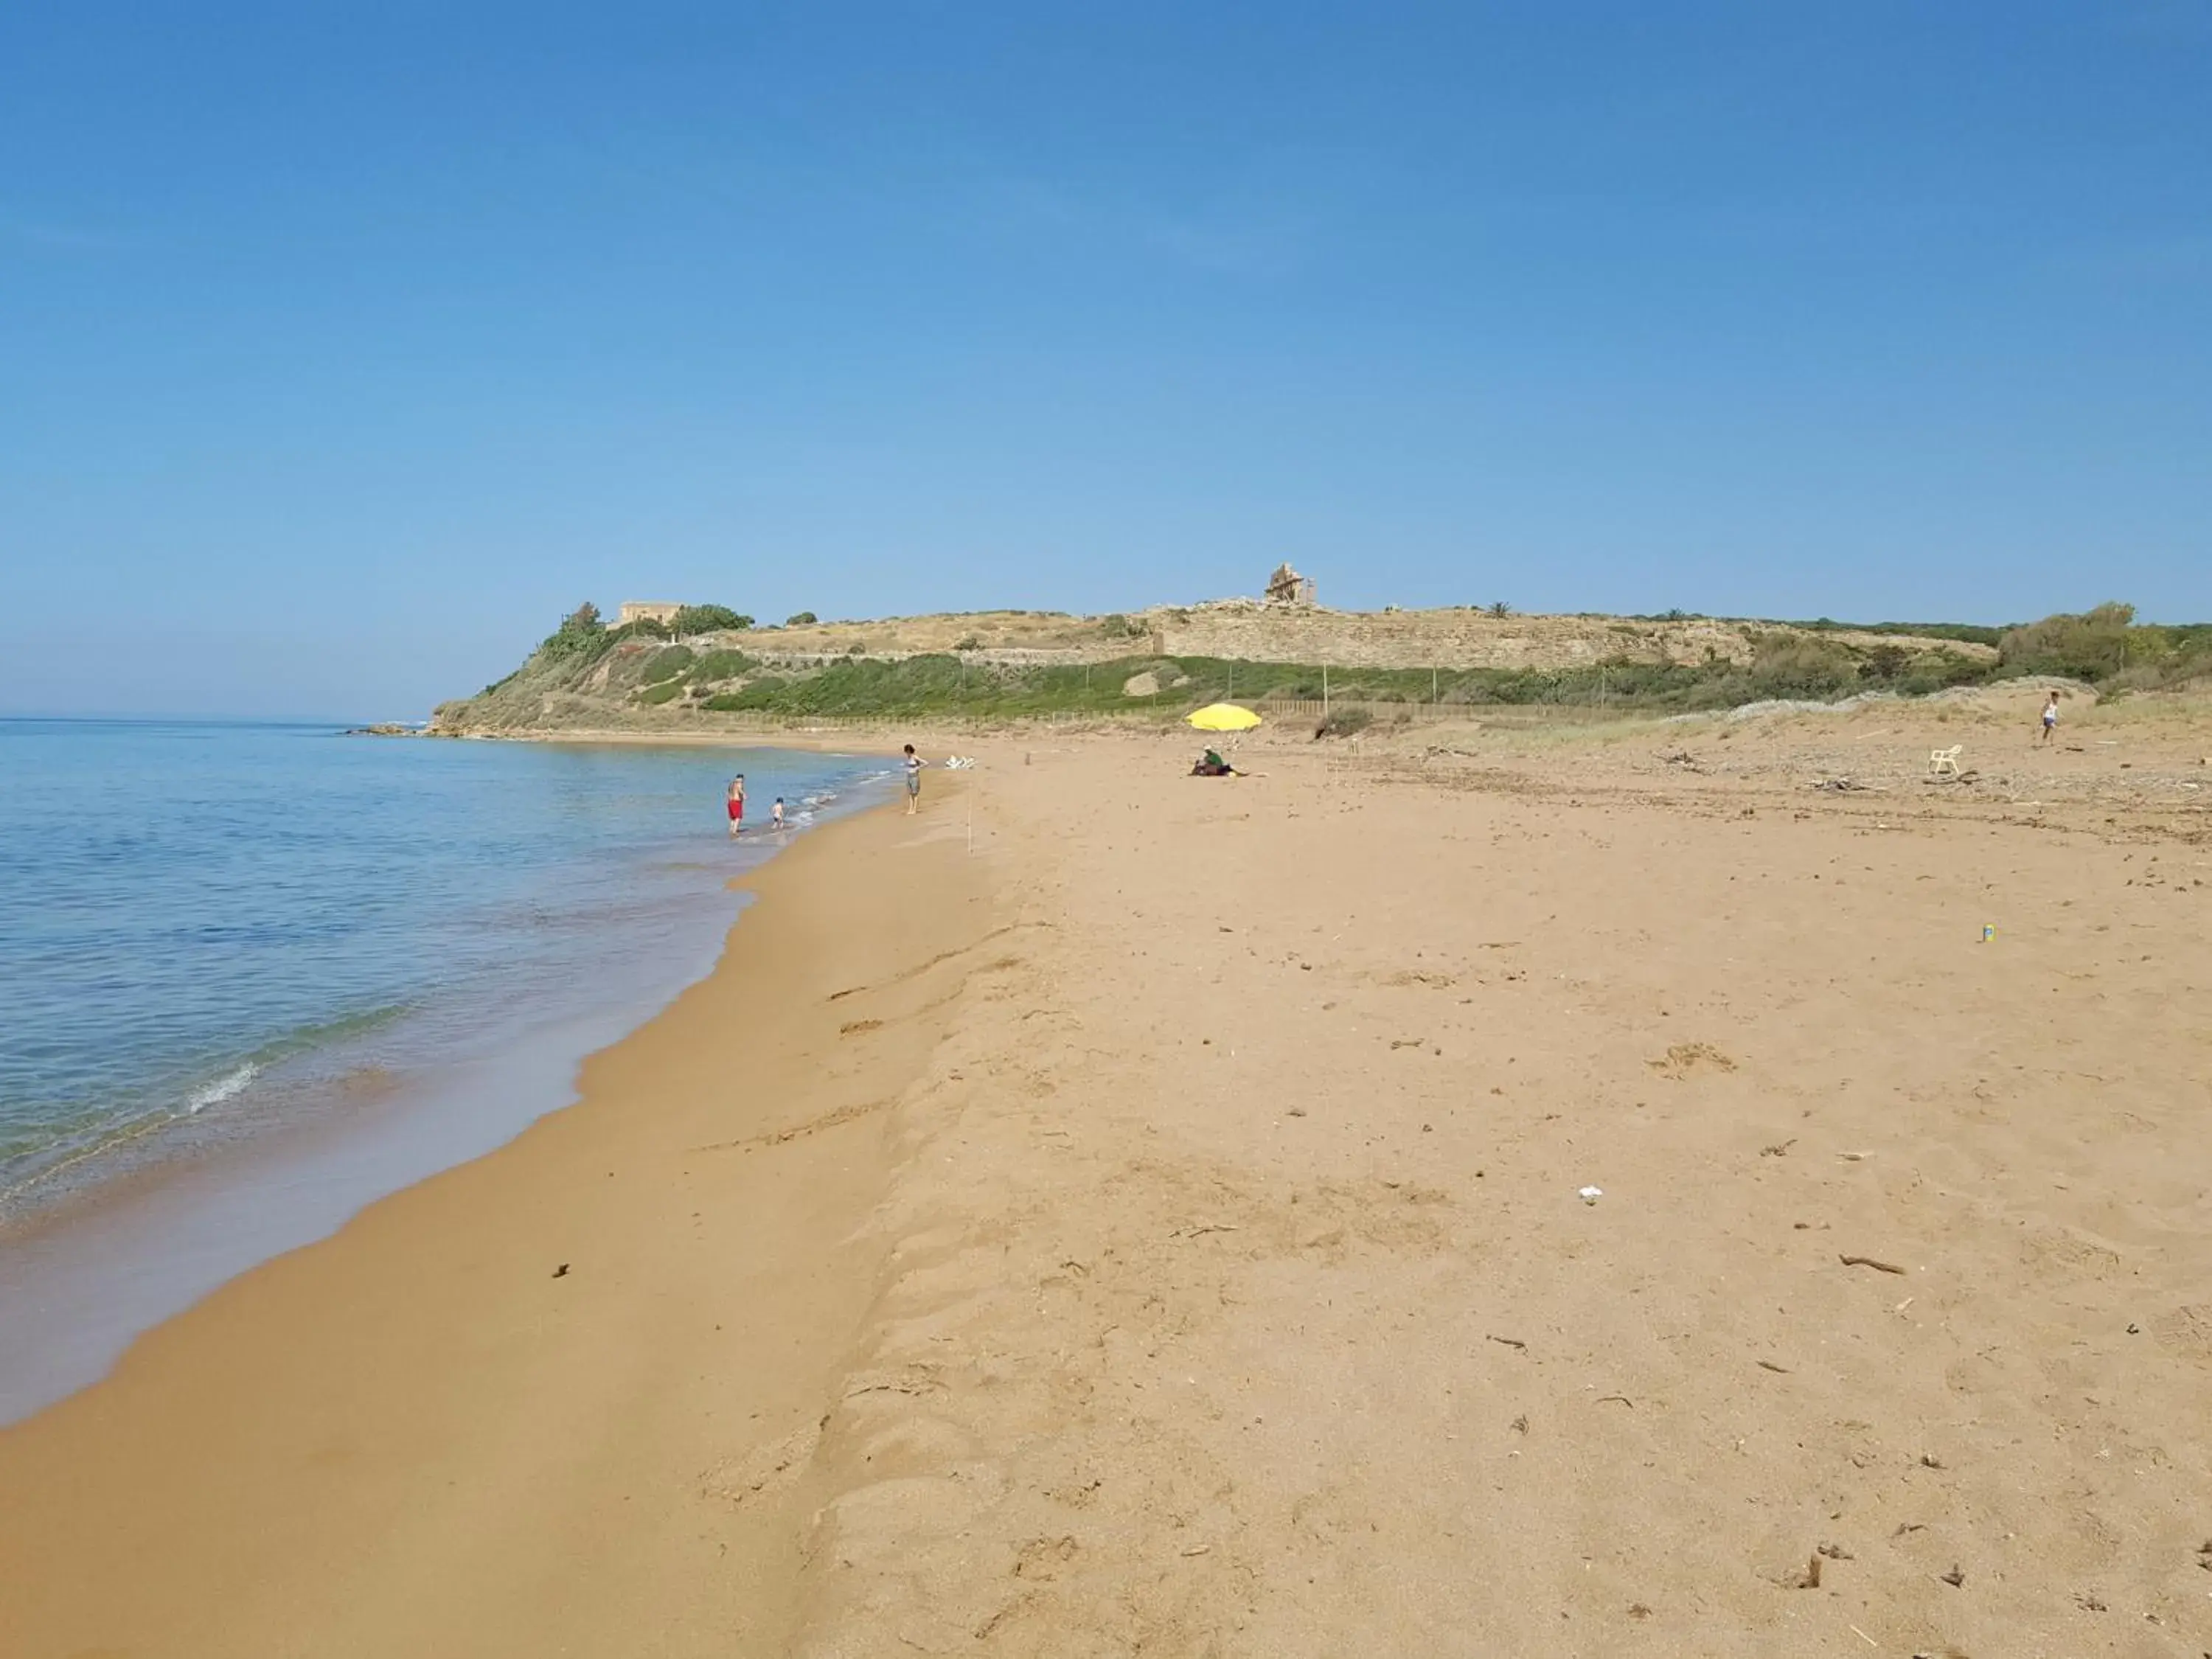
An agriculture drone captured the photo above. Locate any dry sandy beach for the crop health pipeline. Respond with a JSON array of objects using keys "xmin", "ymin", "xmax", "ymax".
[{"xmin": 4, "ymin": 694, "xmax": 2210, "ymax": 1657}]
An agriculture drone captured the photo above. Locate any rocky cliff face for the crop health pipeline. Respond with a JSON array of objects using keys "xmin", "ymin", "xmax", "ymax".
[{"xmin": 1150, "ymin": 602, "xmax": 1812, "ymax": 670}]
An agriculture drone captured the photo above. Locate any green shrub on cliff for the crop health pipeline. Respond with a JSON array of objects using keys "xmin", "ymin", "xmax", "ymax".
[
  {"xmin": 538, "ymin": 602, "xmax": 610, "ymax": 662},
  {"xmin": 688, "ymin": 648, "xmax": 754, "ymax": 684},
  {"xmin": 1998, "ymin": 603, "xmax": 2138, "ymax": 681},
  {"xmin": 640, "ymin": 645, "xmax": 695, "ymax": 684},
  {"xmin": 671, "ymin": 605, "xmax": 753, "ymax": 634},
  {"xmin": 1992, "ymin": 604, "xmax": 2212, "ymax": 694},
  {"xmin": 637, "ymin": 680, "xmax": 684, "ymax": 706}
]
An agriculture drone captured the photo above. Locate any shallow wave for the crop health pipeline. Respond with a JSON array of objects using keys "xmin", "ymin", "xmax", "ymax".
[
  {"xmin": 1, "ymin": 728, "xmax": 885, "ymax": 1224},
  {"xmin": 1, "ymin": 1003, "xmax": 416, "ymax": 1212},
  {"xmin": 184, "ymin": 1062, "xmax": 259, "ymax": 1113}
]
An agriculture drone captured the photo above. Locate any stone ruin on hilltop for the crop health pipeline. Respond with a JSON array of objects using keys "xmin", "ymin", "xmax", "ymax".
[{"xmin": 1265, "ymin": 563, "xmax": 1318, "ymax": 605}]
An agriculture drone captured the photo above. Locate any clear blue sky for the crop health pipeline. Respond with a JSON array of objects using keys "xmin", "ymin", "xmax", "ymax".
[{"xmin": 4, "ymin": 2, "xmax": 2206, "ymax": 718}]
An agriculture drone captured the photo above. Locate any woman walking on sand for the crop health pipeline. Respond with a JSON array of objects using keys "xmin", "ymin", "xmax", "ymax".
[
  {"xmin": 2039, "ymin": 691, "xmax": 2060, "ymax": 743},
  {"xmin": 726, "ymin": 774, "xmax": 745, "ymax": 838},
  {"xmin": 902, "ymin": 745, "xmax": 924, "ymax": 815}
]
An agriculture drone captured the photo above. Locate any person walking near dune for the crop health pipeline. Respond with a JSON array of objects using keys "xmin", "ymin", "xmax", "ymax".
[
  {"xmin": 902, "ymin": 745, "xmax": 924, "ymax": 815},
  {"xmin": 2039, "ymin": 691, "xmax": 2061, "ymax": 743}
]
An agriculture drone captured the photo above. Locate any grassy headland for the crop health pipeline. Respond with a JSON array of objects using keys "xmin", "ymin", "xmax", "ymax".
[{"xmin": 432, "ymin": 599, "xmax": 2212, "ymax": 733}]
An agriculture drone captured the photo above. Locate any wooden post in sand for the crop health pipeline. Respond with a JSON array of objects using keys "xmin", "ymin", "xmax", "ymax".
[{"xmin": 1323, "ymin": 664, "xmax": 1330, "ymax": 718}]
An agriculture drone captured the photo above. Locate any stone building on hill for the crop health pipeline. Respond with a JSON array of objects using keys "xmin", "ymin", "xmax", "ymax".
[
  {"xmin": 1265, "ymin": 563, "xmax": 1318, "ymax": 605},
  {"xmin": 617, "ymin": 601, "xmax": 684, "ymax": 627}
]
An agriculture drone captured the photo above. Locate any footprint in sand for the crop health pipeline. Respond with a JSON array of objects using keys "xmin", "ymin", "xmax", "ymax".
[
  {"xmin": 1646, "ymin": 1042, "xmax": 1739, "ymax": 1080},
  {"xmin": 2149, "ymin": 1303, "xmax": 2212, "ymax": 1362},
  {"xmin": 1380, "ymin": 969, "xmax": 1457, "ymax": 989},
  {"xmin": 699, "ymin": 1419, "xmax": 821, "ymax": 1506}
]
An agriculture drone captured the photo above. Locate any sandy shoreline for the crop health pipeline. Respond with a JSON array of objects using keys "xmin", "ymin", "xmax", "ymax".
[
  {"xmin": 0, "ymin": 786, "xmax": 996, "ymax": 1657},
  {"xmin": 0, "ymin": 741, "xmax": 887, "ymax": 1425},
  {"xmin": 7, "ymin": 695, "xmax": 2210, "ymax": 1656}
]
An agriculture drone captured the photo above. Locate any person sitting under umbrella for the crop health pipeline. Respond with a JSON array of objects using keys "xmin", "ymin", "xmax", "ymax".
[{"xmin": 1190, "ymin": 748, "xmax": 1239, "ymax": 776}]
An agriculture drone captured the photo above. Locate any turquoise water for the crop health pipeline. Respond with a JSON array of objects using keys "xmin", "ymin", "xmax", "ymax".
[{"xmin": 0, "ymin": 720, "xmax": 890, "ymax": 1415}]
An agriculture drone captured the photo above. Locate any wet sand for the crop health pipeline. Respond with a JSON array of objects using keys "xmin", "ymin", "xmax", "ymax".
[
  {"xmin": 6, "ymin": 697, "xmax": 2211, "ymax": 1656},
  {"xmin": 0, "ymin": 790, "xmax": 996, "ymax": 1657}
]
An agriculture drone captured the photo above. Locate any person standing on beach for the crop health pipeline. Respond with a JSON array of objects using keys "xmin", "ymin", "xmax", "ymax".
[
  {"xmin": 727, "ymin": 774, "xmax": 745, "ymax": 838},
  {"xmin": 2040, "ymin": 691, "xmax": 2060, "ymax": 743},
  {"xmin": 902, "ymin": 745, "xmax": 924, "ymax": 815}
]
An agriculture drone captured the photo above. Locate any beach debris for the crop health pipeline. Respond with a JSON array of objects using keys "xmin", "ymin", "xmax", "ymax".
[
  {"xmin": 2074, "ymin": 1590, "xmax": 2107, "ymax": 1611},
  {"xmin": 1919, "ymin": 1454, "xmax": 1946, "ymax": 1470},
  {"xmin": 1837, "ymin": 1150, "xmax": 1875, "ymax": 1161},
  {"xmin": 1848, "ymin": 1627, "xmax": 1879, "ymax": 1649},
  {"xmin": 1486, "ymin": 1334, "xmax": 1528, "ymax": 1351},
  {"xmin": 1893, "ymin": 1522, "xmax": 1926, "ymax": 1537},
  {"xmin": 1814, "ymin": 777, "xmax": 1866, "ymax": 792},
  {"xmin": 1939, "ymin": 1565, "xmax": 1965, "ymax": 1587},
  {"xmin": 1169, "ymin": 1222, "xmax": 1240, "ymax": 1240},
  {"xmin": 1840, "ymin": 1254, "xmax": 1908, "ymax": 1275},
  {"xmin": 1179, "ymin": 1544, "xmax": 1211, "ymax": 1557},
  {"xmin": 1757, "ymin": 1360, "xmax": 1792, "ymax": 1374},
  {"xmin": 1578, "ymin": 1185, "xmax": 1604, "ymax": 1204},
  {"xmin": 552, "ymin": 1263, "xmax": 570, "ymax": 1279},
  {"xmin": 1980, "ymin": 924, "xmax": 1997, "ymax": 942},
  {"xmin": 1818, "ymin": 1543, "xmax": 1856, "ymax": 1560},
  {"xmin": 1596, "ymin": 1394, "xmax": 1633, "ymax": 1408},
  {"xmin": 1628, "ymin": 1602, "xmax": 1653, "ymax": 1620},
  {"xmin": 1511, "ymin": 1415, "xmax": 1529, "ymax": 1433},
  {"xmin": 1793, "ymin": 1554, "xmax": 1823, "ymax": 1590},
  {"xmin": 1760, "ymin": 1138, "xmax": 1796, "ymax": 1157}
]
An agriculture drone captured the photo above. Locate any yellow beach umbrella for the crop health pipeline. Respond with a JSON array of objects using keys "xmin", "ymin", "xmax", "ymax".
[{"xmin": 1186, "ymin": 703, "xmax": 1262, "ymax": 733}]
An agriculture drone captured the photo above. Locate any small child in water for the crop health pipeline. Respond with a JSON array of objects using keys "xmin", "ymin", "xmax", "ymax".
[{"xmin": 771, "ymin": 797, "xmax": 786, "ymax": 831}]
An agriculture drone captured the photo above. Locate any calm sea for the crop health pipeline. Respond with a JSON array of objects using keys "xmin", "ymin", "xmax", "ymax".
[{"xmin": 0, "ymin": 719, "xmax": 890, "ymax": 1417}]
